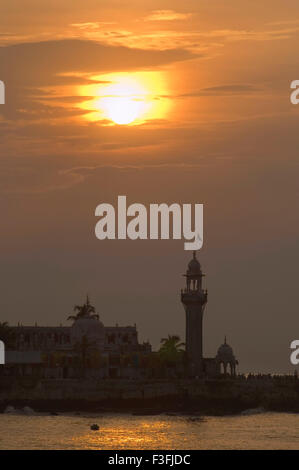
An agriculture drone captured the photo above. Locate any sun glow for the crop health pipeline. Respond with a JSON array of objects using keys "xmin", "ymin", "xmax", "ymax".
[
  {"xmin": 78, "ymin": 72, "xmax": 169, "ymax": 125},
  {"xmin": 101, "ymin": 96, "xmax": 143, "ymax": 125}
]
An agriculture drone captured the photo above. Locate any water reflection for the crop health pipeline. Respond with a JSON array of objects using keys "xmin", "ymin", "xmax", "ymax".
[{"xmin": 0, "ymin": 413, "xmax": 298, "ymax": 450}]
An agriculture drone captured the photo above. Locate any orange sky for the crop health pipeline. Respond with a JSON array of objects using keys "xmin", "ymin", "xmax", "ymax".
[{"xmin": 0, "ymin": 1, "xmax": 299, "ymax": 373}]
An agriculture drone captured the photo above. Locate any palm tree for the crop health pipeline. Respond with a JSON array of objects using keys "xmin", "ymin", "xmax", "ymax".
[
  {"xmin": 159, "ymin": 335, "xmax": 185, "ymax": 366},
  {"xmin": 67, "ymin": 295, "xmax": 99, "ymax": 322},
  {"xmin": 160, "ymin": 335, "xmax": 185, "ymax": 353},
  {"xmin": 0, "ymin": 321, "xmax": 15, "ymax": 349},
  {"xmin": 73, "ymin": 335, "xmax": 96, "ymax": 377}
]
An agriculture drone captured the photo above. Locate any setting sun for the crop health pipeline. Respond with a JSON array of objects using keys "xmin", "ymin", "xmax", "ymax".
[
  {"xmin": 100, "ymin": 97, "xmax": 143, "ymax": 125},
  {"xmin": 78, "ymin": 72, "xmax": 170, "ymax": 125}
]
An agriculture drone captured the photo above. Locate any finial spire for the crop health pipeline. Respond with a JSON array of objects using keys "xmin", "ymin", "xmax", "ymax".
[
  {"xmin": 224, "ymin": 335, "xmax": 227, "ymax": 344},
  {"xmin": 193, "ymin": 250, "xmax": 196, "ymax": 260}
]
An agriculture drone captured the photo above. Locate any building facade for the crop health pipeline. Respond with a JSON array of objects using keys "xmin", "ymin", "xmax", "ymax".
[
  {"xmin": 3, "ymin": 300, "xmax": 151, "ymax": 379},
  {"xmin": 1, "ymin": 255, "xmax": 238, "ymax": 379}
]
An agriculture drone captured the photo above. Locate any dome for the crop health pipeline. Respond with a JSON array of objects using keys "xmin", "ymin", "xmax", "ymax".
[
  {"xmin": 216, "ymin": 337, "xmax": 235, "ymax": 362},
  {"xmin": 187, "ymin": 251, "xmax": 202, "ymax": 275},
  {"xmin": 71, "ymin": 317, "xmax": 104, "ymax": 347}
]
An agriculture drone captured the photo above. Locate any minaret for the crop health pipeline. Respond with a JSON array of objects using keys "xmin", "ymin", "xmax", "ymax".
[{"xmin": 181, "ymin": 251, "xmax": 208, "ymax": 376}]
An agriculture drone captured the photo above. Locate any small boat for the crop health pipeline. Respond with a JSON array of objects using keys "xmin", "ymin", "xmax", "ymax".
[{"xmin": 90, "ymin": 424, "xmax": 99, "ymax": 431}]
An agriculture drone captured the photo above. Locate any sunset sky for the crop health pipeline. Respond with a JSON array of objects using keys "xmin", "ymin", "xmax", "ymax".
[{"xmin": 0, "ymin": 0, "xmax": 299, "ymax": 373}]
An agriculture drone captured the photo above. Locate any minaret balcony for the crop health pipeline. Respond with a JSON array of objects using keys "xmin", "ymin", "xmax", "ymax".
[{"xmin": 181, "ymin": 289, "xmax": 208, "ymax": 304}]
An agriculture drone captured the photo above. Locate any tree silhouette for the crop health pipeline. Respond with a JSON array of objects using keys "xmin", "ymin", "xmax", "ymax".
[
  {"xmin": 159, "ymin": 335, "xmax": 185, "ymax": 365},
  {"xmin": 67, "ymin": 296, "xmax": 99, "ymax": 321}
]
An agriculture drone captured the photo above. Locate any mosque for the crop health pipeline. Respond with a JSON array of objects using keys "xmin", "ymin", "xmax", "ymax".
[
  {"xmin": 2, "ymin": 253, "xmax": 238, "ymax": 379},
  {"xmin": 181, "ymin": 251, "xmax": 238, "ymax": 377}
]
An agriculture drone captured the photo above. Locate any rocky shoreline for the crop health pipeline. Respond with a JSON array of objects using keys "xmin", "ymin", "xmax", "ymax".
[
  {"xmin": 0, "ymin": 395, "xmax": 298, "ymax": 416},
  {"xmin": 0, "ymin": 377, "xmax": 298, "ymax": 416}
]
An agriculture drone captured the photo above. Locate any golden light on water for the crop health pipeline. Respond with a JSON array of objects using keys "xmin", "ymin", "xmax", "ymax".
[{"xmin": 78, "ymin": 72, "xmax": 170, "ymax": 125}]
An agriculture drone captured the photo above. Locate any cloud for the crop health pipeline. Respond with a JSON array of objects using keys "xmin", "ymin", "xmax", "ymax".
[
  {"xmin": 1, "ymin": 109, "xmax": 299, "ymax": 196},
  {"xmin": 182, "ymin": 84, "xmax": 262, "ymax": 97},
  {"xmin": 199, "ymin": 84, "xmax": 260, "ymax": 93},
  {"xmin": 0, "ymin": 38, "xmax": 196, "ymax": 121},
  {"xmin": 144, "ymin": 10, "xmax": 192, "ymax": 22},
  {"xmin": 71, "ymin": 22, "xmax": 117, "ymax": 30},
  {"xmin": 0, "ymin": 161, "xmax": 223, "ymax": 194},
  {"xmin": 0, "ymin": 38, "xmax": 195, "ymax": 84},
  {"xmin": 64, "ymin": 24, "xmax": 299, "ymax": 55},
  {"xmin": 157, "ymin": 84, "xmax": 262, "ymax": 100}
]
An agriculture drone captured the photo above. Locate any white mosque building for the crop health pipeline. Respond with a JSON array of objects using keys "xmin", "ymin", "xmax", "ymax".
[{"xmin": 2, "ymin": 254, "xmax": 238, "ymax": 379}]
